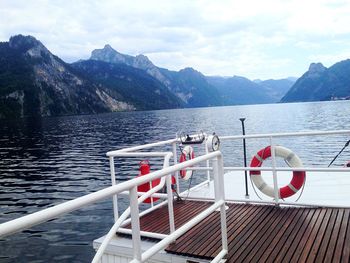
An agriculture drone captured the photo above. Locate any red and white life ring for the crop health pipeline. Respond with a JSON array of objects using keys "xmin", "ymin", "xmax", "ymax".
[
  {"xmin": 179, "ymin": 145, "xmax": 195, "ymax": 180},
  {"xmin": 249, "ymin": 145, "xmax": 306, "ymax": 199}
]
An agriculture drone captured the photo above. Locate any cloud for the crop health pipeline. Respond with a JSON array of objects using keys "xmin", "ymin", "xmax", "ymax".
[{"xmin": 1, "ymin": 0, "xmax": 350, "ymax": 79}]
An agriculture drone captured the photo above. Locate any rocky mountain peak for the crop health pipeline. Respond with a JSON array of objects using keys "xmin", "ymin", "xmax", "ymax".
[
  {"xmin": 90, "ymin": 44, "xmax": 171, "ymax": 89},
  {"xmin": 180, "ymin": 67, "xmax": 200, "ymax": 75},
  {"xmin": 103, "ymin": 44, "xmax": 113, "ymax": 50},
  {"xmin": 134, "ymin": 54, "xmax": 153, "ymax": 68},
  {"xmin": 181, "ymin": 67, "xmax": 195, "ymax": 72},
  {"xmin": 9, "ymin": 35, "xmax": 49, "ymax": 58},
  {"xmin": 308, "ymin": 62, "xmax": 326, "ymax": 75},
  {"xmin": 9, "ymin": 35, "xmax": 42, "ymax": 49},
  {"xmin": 90, "ymin": 44, "xmax": 132, "ymax": 65}
]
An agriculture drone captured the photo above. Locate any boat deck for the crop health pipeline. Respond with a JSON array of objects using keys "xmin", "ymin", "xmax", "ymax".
[{"xmin": 123, "ymin": 200, "xmax": 350, "ymax": 263}]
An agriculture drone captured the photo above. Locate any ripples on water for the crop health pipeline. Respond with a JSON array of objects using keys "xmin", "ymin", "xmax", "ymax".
[{"xmin": 1, "ymin": 101, "xmax": 350, "ymax": 262}]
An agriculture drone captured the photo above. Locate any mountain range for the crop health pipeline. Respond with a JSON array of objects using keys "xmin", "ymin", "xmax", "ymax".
[
  {"xmin": 207, "ymin": 76, "xmax": 294, "ymax": 105},
  {"xmin": 0, "ymin": 35, "xmax": 292, "ymax": 119},
  {"xmin": 281, "ymin": 61, "xmax": 350, "ymax": 102},
  {"xmin": 2, "ymin": 34, "xmax": 350, "ymax": 119}
]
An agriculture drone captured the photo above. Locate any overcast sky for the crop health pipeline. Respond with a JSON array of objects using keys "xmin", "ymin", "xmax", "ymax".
[{"xmin": 1, "ymin": 0, "xmax": 350, "ymax": 79}]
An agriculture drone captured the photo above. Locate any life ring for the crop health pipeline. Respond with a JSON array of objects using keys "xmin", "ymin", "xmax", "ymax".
[
  {"xmin": 249, "ymin": 145, "xmax": 306, "ymax": 199},
  {"xmin": 179, "ymin": 145, "xmax": 194, "ymax": 180}
]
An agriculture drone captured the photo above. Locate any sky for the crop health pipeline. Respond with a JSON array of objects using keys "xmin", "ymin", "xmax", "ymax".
[{"xmin": 1, "ymin": 0, "xmax": 350, "ymax": 80}]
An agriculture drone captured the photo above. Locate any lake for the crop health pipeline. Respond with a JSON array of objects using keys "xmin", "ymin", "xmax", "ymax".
[{"xmin": 1, "ymin": 101, "xmax": 350, "ymax": 262}]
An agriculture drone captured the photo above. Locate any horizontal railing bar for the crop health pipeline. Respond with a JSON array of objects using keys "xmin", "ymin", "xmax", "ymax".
[
  {"xmin": 117, "ymin": 228, "xmax": 168, "ymax": 240},
  {"xmin": 139, "ymin": 200, "xmax": 224, "ymax": 262},
  {"xmin": 119, "ymin": 191, "xmax": 168, "ymax": 198},
  {"xmin": 108, "ymin": 152, "xmax": 172, "ymax": 157},
  {"xmin": 220, "ymin": 129, "xmax": 350, "ymax": 140},
  {"xmin": 107, "ymin": 138, "xmax": 178, "ymax": 157},
  {"xmin": 224, "ymin": 167, "xmax": 350, "ymax": 172},
  {"xmin": 226, "ymin": 199, "xmax": 350, "ymax": 208},
  {"xmin": 186, "ymin": 166, "xmax": 213, "ymax": 171},
  {"xmin": 107, "ymin": 132, "xmax": 208, "ymax": 157},
  {"xmin": 211, "ymin": 249, "xmax": 228, "ymax": 263},
  {"xmin": 184, "ymin": 196, "xmax": 350, "ymax": 209},
  {"xmin": 0, "ymin": 151, "xmax": 221, "ymax": 238},
  {"xmin": 120, "ymin": 179, "xmax": 211, "ymax": 200}
]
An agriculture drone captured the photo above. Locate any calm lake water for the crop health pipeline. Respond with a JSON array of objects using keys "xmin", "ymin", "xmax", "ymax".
[{"xmin": 1, "ymin": 101, "xmax": 350, "ymax": 262}]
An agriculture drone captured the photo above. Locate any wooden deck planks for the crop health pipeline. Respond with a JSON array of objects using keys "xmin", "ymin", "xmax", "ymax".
[
  {"xmin": 121, "ymin": 200, "xmax": 350, "ymax": 262},
  {"xmin": 342, "ymin": 209, "xmax": 350, "ymax": 263},
  {"xmin": 314, "ymin": 209, "xmax": 339, "ymax": 263},
  {"xmin": 244, "ymin": 207, "xmax": 296, "ymax": 262},
  {"xmin": 261, "ymin": 208, "xmax": 306, "ymax": 262},
  {"xmin": 322, "ymin": 209, "xmax": 343, "ymax": 262},
  {"xmin": 333, "ymin": 209, "xmax": 349, "ymax": 262}
]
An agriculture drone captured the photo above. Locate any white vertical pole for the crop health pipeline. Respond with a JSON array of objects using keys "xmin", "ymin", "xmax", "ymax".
[
  {"xmin": 212, "ymin": 158, "xmax": 220, "ymax": 202},
  {"xmin": 109, "ymin": 156, "xmax": 119, "ymax": 222},
  {"xmin": 270, "ymin": 137, "xmax": 279, "ymax": 203},
  {"xmin": 130, "ymin": 186, "xmax": 142, "ymax": 262},
  {"xmin": 217, "ymin": 154, "xmax": 228, "ymax": 252},
  {"xmin": 205, "ymin": 142, "xmax": 211, "ymax": 184},
  {"xmin": 172, "ymin": 142, "xmax": 180, "ymax": 193},
  {"xmin": 149, "ymin": 181, "xmax": 154, "ymax": 207},
  {"xmin": 166, "ymin": 173, "xmax": 175, "ymax": 234}
]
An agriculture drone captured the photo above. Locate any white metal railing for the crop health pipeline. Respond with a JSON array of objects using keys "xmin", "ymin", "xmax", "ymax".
[
  {"xmin": 221, "ymin": 129, "xmax": 350, "ymax": 204},
  {"xmin": 107, "ymin": 134, "xmax": 211, "ymax": 223},
  {"xmin": 92, "ymin": 151, "xmax": 174, "ymax": 262},
  {"xmin": 0, "ymin": 150, "xmax": 227, "ymax": 263},
  {"xmin": 106, "ymin": 129, "xmax": 350, "ymax": 216},
  {"xmin": 129, "ymin": 153, "xmax": 227, "ymax": 263},
  {"xmin": 220, "ymin": 129, "xmax": 350, "ymax": 140}
]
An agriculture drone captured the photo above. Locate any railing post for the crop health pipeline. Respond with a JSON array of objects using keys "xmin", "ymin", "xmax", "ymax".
[
  {"xmin": 212, "ymin": 158, "xmax": 220, "ymax": 202},
  {"xmin": 270, "ymin": 137, "xmax": 279, "ymax": 204},
  {"xmin": 218, "ymin": 154, "xmax": 228, "ymax": 253},
  {"xmin": 149, "ymin": 181, "xmax": 154, "ymax": 207},
  {"xmin": 109, "ymin": 156, "xmax": 119, "ymax": 222},
  {"xmin": 166, "ymin": 173, "xmax": 175, "ymax": 234},
  {"xmin": 213, "ymin": 154, "xmax": 228, "ymax": 257},
  {"xmin": 130, "ymin": 186, "xmax": 142, "ymax": 262},
  {"xmin": 205, "ymin": 142, "xmax": 211, "ymax": 184},
  {"xmin": 172, "ymin": 142, "xmax": 180, "ymax": 194}
]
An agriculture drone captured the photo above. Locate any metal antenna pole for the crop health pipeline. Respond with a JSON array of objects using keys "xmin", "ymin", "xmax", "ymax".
[{"xmin": 240, "ymin": 118, "xmax": 249, "ymax": 198}]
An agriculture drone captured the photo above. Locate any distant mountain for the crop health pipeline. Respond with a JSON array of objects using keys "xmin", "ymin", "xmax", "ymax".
[
  {"xmin": 90, "ymin": 45, "xmax": 222, "ymax": 107},
  {"xmin": 0, "ymin": 35, "xmax": 187, "ymax": 119},
  {"xmin": 90, "ymin": 44, "xmax": 285, "ymax": 107},
  {"xmin": 91, "ymin": 45, "xmax": 171, "ymax": 88},
  {"xmin": 258, "ymin": 78, "xmax": 295, "ymax": 101},
  {"xmin": 207, "ymin": 76, "xmax": 276, "ymax": 105},
  {"xmin": 71, "ymin": 60, "xmax": 183, "ymax": 110},
  {"xmin": 281, "ymin": 61, "xmax": 350, "ymax": 102},
  {"xmin": 0, "ymin": 35, "xmax": 134, "ymax": 119},
  {"xmin": 158, "ymin": 67, "xmax": 222, "ymax": 107}
]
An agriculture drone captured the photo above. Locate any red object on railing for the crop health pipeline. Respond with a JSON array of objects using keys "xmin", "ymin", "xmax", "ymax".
[{"xmin": 137, "ymin": 160, "xmax": 161, "ymax": 203}]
